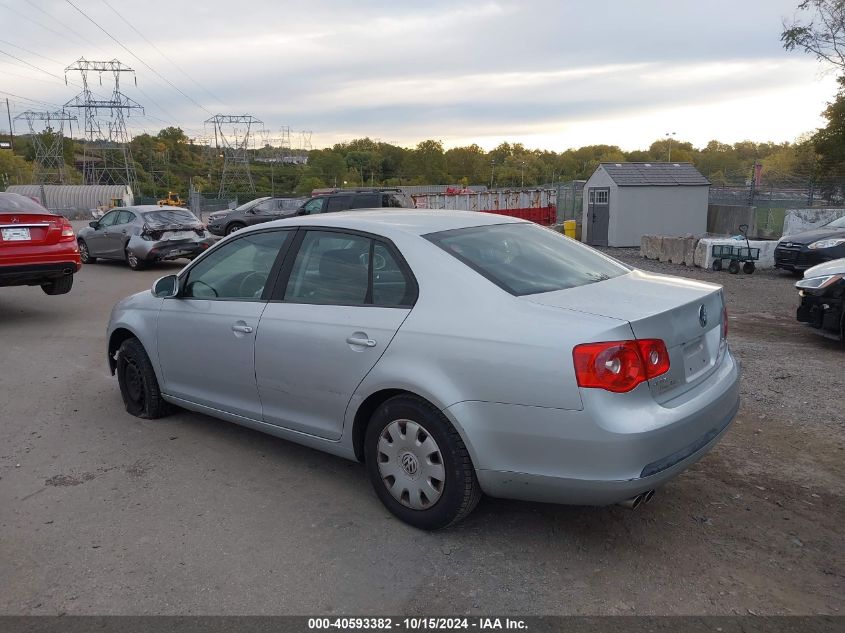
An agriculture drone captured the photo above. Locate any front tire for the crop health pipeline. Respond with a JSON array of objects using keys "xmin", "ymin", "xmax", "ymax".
[
  {"xmin": 743, "ymin": 261, "xmax": 755, "ymax": 274},
  {"xmin": 226, "ymin": 222, "xmax": 245, "ymax": 236},
  {"xmin": 41, "ymin": 275, "xmax": 73, "ymax": 295},
  {"xmin": 364, "ymin": 394, "xmax": 481, "ymax": 530},
  {"xmin": 116, "ymin": 338, "xmax": 169, "ymax": 419},
  {"xmin": 78, "ymin": 239, "xmax": 96, "ymax": 264}
]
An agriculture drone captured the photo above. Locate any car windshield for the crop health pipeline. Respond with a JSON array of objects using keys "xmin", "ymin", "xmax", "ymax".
[
  {"xmin": 141, "ymin": 209, "xmax": 200, "ymax": 226},
  {"xmin": 824, "ymin": 216, "xmax": 845, "ymax": 229},
  {"xmin": 0, "ymin": 193, "xmax": 49, "ymax": 213},
  {"xmin": 425, "ymin": 223, "xmax": 630, "ymax": 296}
]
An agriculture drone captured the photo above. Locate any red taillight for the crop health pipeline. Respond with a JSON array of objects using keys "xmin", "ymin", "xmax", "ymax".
[
  {"xmin": 59, "ymin": 218, "xmax": 75, "ymax": 241},
  {"xmin": 572, "ymin": 339, "xmax": 670, "ymax": 393}
]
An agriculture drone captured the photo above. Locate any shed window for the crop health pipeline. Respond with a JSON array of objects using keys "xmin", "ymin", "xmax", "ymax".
[{"xmin": 594, "ymin": 190, "xmax": 608, "ymax": 204}]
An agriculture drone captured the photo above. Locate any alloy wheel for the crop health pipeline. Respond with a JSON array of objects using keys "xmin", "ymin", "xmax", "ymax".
[{"xmin": 377, "ymin": 419, "xmax": 445, "ymax": 510}]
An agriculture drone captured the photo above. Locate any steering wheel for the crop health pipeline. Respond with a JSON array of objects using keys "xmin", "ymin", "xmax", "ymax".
[
  {"xmin": 358, "ymin": 252, "xmax": 387, "ymax": 270},
  {"xmin": 238, "ymin": 271, "xmax": 268, "ymax": 298}
]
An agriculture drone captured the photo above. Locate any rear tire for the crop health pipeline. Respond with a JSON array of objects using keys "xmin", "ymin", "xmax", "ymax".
[
  {"xmin": 116, "ymin": 338, "xmax": 169, "ymax": 419},
  {"xmin": 226, "ymin": 222, "xmax": 245, "ymax": 236},
  {"xmin": 364, "ymin": 394, "xmax": 481, "ymax": 530},
  {"xmin": 728, "ymin": 259, "xmax": 740, "ymax": 274},
  {"xmin": 78, "ymin": 239, "xmax": 96, "ymax": 264},
  {"xmin": 41, "ymin": 275, "xmax": 73, "ymax": 295},
  {"xmin": 126, "ymin": 248, "xmax": 147, "ymax": 271},
  {"xmin": 712, "ymin": 259, "xmax": 722, "ymax": 271},
  {"xmin": 743, "ymin": 261, "xmax": 755, "ymax": 274}
]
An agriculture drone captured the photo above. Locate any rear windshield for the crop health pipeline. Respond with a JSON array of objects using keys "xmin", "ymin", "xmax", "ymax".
[
  {"xmin": 0, "ymin": 193, "xmax": 49, "ymax": 214},
  {"xmin": 141, "ymin": 209, "xmax": 200, "ymax": 225},
  {"xmin": 425, "ymin": 223, "xmax": 630, "ymax": 296}
]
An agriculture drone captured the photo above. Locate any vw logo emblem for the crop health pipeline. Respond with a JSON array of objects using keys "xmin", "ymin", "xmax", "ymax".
[
  {"xmin": 699, "ymin": 305, "xmax": 708, "ymax": 328},
  {"xmin": 400, "ymin": 452, "xmax": 419, "ymax": 476}
]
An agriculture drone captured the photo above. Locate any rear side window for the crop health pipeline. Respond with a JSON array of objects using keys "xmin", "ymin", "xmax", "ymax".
[
  {"xmin": 350, "ymin": 194, "xmax": 380, "ymax": 209},
  {"xmin": 326, "ymin": 196, "xmax": 351, "ymax": 213},
  {"xmin": 283, "ymin": 230, "xmax": 416, "ymax": 307},
  {"xmin": 425, "ymin": 223, "xmax": 629, "ymax": 296}
]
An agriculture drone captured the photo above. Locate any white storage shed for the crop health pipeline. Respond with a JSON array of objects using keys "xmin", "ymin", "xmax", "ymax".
[{"xmin": 582, "ymin": 163, "xmax": 709, "ymax": 247}]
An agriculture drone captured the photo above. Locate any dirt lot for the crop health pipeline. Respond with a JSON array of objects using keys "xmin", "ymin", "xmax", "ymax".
[{"xmin": 0, "ymin": 250, "xmax": 842, "ymax": 616}]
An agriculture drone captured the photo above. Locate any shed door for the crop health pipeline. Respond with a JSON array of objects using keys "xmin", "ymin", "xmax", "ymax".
[{"xmin": 587, "ymin": 188, "xmax": 610, "ymax": 246}]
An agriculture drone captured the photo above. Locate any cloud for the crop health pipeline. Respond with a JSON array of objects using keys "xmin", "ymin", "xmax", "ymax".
[{"xmin": 0, "ymin": 0, "xmax": 834, "ymax": 150}]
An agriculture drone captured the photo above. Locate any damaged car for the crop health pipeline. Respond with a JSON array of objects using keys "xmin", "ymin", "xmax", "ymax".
[
  {"xmin": 795, "ymin": 258, "xmax": 845, "ymax": 341},
  {"xmin": 77, "ymin": 206, "xmax": 215, "ymax": 271}
]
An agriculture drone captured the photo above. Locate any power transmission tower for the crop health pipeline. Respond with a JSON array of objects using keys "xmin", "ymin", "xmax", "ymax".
[
  {"xmin": 14, "ymin": 110, "xmax": 77, "ymax": 184},
  {"xmin": 64, "ymin": 58, "xmax": 143, "ymax": 193},
  {"xmin": 204, "ymin": 114, "xmax": 262, "ymax": 196}
]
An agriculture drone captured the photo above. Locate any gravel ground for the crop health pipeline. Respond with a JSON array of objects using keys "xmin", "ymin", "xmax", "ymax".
[{"xmin": 0, "ymin": 250, "xmax": 842, "ymax": 616}]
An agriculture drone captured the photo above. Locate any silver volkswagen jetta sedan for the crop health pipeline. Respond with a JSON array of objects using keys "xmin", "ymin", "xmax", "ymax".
[{"xmin": 106, "ymin": 210, "xmax": 740, "ymax": 529}]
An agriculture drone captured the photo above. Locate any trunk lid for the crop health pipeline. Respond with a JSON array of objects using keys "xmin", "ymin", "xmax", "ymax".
[
  {"xmin": 0, "ymin": 212, "xmax": 63, "ymax": 247},
  {"xmin": 526, "ymin": 269, "xmax": 726, "ymax": 403}
]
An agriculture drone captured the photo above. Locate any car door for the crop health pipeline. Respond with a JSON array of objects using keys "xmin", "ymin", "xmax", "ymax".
[
  {"xmin": 255, "ymin": 228, "xmax": 417, "ymax": 439},
  {"xmin": 87, "ymin": 210, "xmax": 119, "ymax": 257},
  {"xmin": 104, "ymin": 210, "xmax": 135, "ymax": 259},
  {"xmin": 248, "ymin": 199, "xmax": 278, "ymax": 226},
  {"xmin": 156, "ymin": 228, "xmax": 293, "ymax": 419}
]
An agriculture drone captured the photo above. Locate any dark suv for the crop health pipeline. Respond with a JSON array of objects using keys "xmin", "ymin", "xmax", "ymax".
[
  {"xmin": 206, "ymin": 197, "xmax": 305, "ymax": 236},
  {"xmin": 298, "ymin": 190, "xmax": 413, "ymax": 215}
]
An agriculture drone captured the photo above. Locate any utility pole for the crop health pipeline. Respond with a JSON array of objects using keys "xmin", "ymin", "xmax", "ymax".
[
  {"xmin": 5, "ymin": 98, "xmax": 14, "ymax": 151},
  {"xmin": 521, "ymin": 160, "xmax": 526, "ymax": 188},
  {"xmin": 490, "ymin": 159, "xmax": 496, "ymax": 189},
  {"xmin": 666, "ymin": 131, "xmax": 676, "ymax": 161},
  {"xmin": 14, "ymin": 110, "xmax": 77, "ymax": 184}
]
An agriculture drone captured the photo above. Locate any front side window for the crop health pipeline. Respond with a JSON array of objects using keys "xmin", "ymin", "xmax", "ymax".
[
  {"xmin": 98, "ymin": 210, "xmax": 119, "ymax": 227},
  {"xmin": 284, "ymin": 230, "xmax": 414, "ymax": 306},
  {"xmin": 183, "ymin": 230, "xmax": 289, "ymax": 300},
  {"xmin": 426, "ymin": 223, "xmax": 629, "ymax": 296},
  {"xmin": 302, "ymin": 198, "xmax": 325, "ymax": 215}
]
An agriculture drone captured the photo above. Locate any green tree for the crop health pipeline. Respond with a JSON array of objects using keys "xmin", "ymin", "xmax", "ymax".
[
  {"xmin": 782, "ymin": 0, "xmax": 845, "ymax": 69},
  {"xmin": 812, "ymin": 76, "xmax": 845, "ymax": 191}
]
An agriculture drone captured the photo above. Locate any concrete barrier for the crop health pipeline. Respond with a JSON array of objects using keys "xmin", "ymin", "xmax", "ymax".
[
  {"xmin": 708, "ymin": 204, "xmax": 756, "ymax": 236},
  {"xmin": 694, "ymin": 238, "xmax": 778, "ymax": 269},
  {"xmin": 641, "ymin": 235, "xmax": 699, "ymax": 265}
]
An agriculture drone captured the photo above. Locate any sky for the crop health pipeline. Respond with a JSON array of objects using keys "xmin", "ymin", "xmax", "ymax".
[{"xmin": 0, "ymin": 0, "xmax": 839, "ymax": 152}]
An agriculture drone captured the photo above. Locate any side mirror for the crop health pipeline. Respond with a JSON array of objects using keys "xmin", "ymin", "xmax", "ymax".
[
  {"xmin": 296, "ymin": 209, "xmax": 306, "ymax": 216},
  {"xmin": 89, "ymin": 221, "xmax": 100, "ymax": 229},
  {"xmin": 152, "ymin": 274, "xmax": 179, "ymax": 299}
]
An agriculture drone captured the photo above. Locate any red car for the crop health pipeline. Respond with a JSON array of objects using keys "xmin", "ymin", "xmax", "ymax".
[{"xmin": 0, "ymin": 192, "xmax": 81, "ymax": 295}]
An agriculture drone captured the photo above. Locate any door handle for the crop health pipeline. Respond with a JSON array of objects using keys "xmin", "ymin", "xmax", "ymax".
[
  {"xmin": 232, "ymin": 324, "xmax": 254, "ymax": 334},
  {"xmin": 346, "ymin": 336, "xmax": 376, "ymax": 347}
]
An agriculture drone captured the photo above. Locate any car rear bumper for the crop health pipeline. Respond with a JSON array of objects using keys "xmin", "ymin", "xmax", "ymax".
[
  {"xmin": 0, "ymin": 261, "xmax": 80, "ymax": 287},
  {"xmin": 445, "ymin": 348, "xmax": 740, "ymax": 505},
  {"xmin": 132, "ymin": 238, "xmax": 214, "ymax": 261}
]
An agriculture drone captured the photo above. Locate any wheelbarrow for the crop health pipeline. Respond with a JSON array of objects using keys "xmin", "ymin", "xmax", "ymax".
[{"xmin": 711, "ymin": 224, "xmax": 760, "ymax": 274}]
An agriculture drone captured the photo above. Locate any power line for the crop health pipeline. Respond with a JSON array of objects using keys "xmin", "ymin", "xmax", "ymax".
[
  {"xmin": 0, "ymin": 1, "xmax": 86, "ymax": 50},
  {"xmin": 0, "ymin": 38, "xmax": 64, "ymax": 66},
  {"xmin": 22, "ymin": 0, "xmax": 110, "ymax": 56},
  {"xmin": 0, "ymin": 48, "xmax": 65, "ymax": 81},
  {"xmin": 100, "ymin": 0, "xmax": 226, "ymax": 108},
  {"xmin": 64, "ymin": 0, "xmax": 212, "ymax": 115}
]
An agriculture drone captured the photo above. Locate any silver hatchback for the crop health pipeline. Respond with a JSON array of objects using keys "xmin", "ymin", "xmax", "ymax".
[
  {"xmin": 78, "ymin": 205, "xmax": 214, "ymax": 270},
  {"xmin": 106, "ymin": 210, "xmax": 740, "ymax": 529}
]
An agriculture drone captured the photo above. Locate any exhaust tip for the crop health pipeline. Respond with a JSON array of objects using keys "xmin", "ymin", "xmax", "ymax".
[
  {"xmin": 642, "ymin": 489, "xmax": 656, "ymax": 504},
  {"xmin": 62, "ymin": 267, "xmax": 73, "ymax": 275},
  {"xmin": 618, "ymin": 493, "xmax": 644, "ymax": 510}
]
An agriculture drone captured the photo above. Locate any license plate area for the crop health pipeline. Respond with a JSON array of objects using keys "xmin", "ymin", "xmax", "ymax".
[
  {"xmin": 2, "ymin": 227, "xmax": 31, "ymax": 241},
  {"xmin": 683, "ymin": 335, "xmax": 712, "ymax": 380},
  {"xmin": 164, "ymin": 230, "xmax": 195, "ymax": 241}
]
